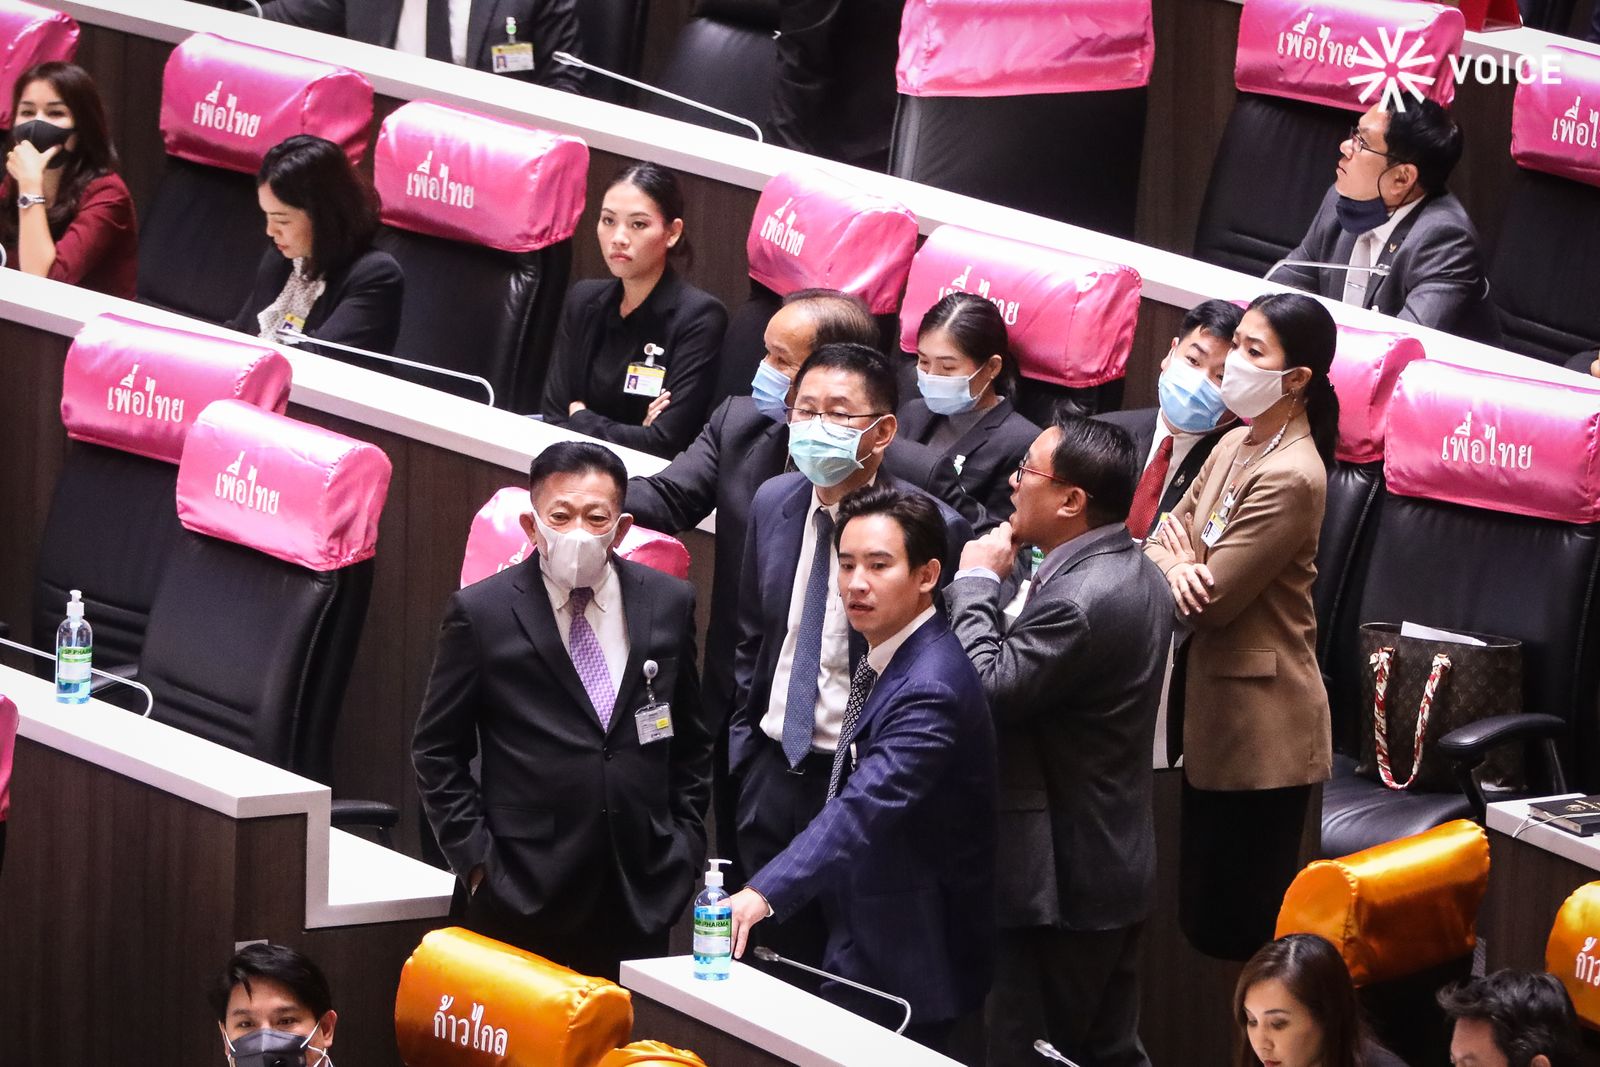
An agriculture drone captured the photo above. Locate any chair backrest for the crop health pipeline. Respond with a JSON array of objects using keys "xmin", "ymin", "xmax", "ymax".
[
  {"xmin": 573, "ymin": 0, "xmax": 647, "ymax": 105},
  {"xmin": 1193, "ymin": 0, "xmax": 1465, "ymax": 275},
  {"xmin": 33, "ymin": 315, "xmax": 290, "ymax": 669},
  {"xmin": 142, "ymin": 400, "xmax": 390, "ymax": 782},
  {"xmin": 889, "ymin": 0, "xmax": 1152, "ymax": 238},
  {"xmin": 1489, "ymin": 46, "xmax": 1600, "ymax": 364},
  {"xmin": 0, "ymin": 0, "xmax": 78, "ymax": 128},
  {"xmin": 643, "ymin": 0, "xmax": 777, "ymax": 139},
  {"xmin": 137, "ymin": 33, "xmax": 374, "ymax": 323},
  {"xmin": 370, "ymin": 101, "xmax": 588, "ymax": 410},
  {"xmin": 896, "ymin": 224, "xmax": 1142, "ymax": 422}
]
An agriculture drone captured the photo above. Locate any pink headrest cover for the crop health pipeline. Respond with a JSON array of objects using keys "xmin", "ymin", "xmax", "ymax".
[
  {"xmin": 898, "ymin": 226, "xmax": 1141, "ymax": 389},
  {"xmin": 897, "ymin": 0, "xmax": 1154, "ymax": 97},
  {"xmin": 1384, "ymin": 360, "xmax": 1600, "ymax": 524},
  {"xmin": 1329, "ymin": 324, "xmax": 1426, "ymax": 464},
  {"xmin": 0, "ymin": 694, "xmax": 16, "ymax": 823},
  {"xmin": 374, "ymin": 101, "xmax": 589, "ymax": 253},
  {"xmin": 1511, "ymin": 46, "xmax": 1600, "ymax": 189},
  {"xmin": 61, "ymin": 314, "xmax": 292, "ymax": 466},
  {"xmin": 159, "ymin": 33, "xmax": 373, "ymax": 174},
  {"xmin": 177, "ymin": 401, "xmax": 392, "ymax": 571},
  {"xmin": 460, "ymin": 487, "xmax": 691, "ymax": 587},
  {"xmin": 745, "ymin": 169, "xmax": 918, "ymax": 315},
  {"xmin": 1235, "ymin": 0, "xmax": 1464, "ymax": 112},
  {"xmin": 0, "ymin": 0, "xmax": 78, "ymax": 128}
]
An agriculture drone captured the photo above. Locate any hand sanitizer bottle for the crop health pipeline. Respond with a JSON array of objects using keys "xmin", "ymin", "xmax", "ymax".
[
  {"xmin": 55, "ymin": 589, "xmax": 92, "ymax": 704},
  {"xmin": 693, "ymin": 858, "xmax": 732, "ymax": 980}
]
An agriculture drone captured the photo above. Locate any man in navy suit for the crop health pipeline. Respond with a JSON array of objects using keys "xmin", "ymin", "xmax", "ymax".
[{"xmin": 728, "ymin": 486, "xmax": 997, "ymax": 1053}]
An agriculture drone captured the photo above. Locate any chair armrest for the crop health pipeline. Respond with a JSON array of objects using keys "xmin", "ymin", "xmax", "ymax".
[
  {"xmin": 331, "ymin": 799, "xmax": 400, "ymax": 849},
  {"xmin": 1436, "ymin": 714, "xmax": 1565, "ymax": 759}
]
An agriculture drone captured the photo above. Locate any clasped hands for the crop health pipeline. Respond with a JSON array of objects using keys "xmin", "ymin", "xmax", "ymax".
[{"xmin": 1154, "ymin": 515, "xmax": 1214, "ymax": 617}]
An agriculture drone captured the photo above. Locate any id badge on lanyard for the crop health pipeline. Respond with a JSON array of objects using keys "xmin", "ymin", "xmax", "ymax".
[
  {"xmin": 1200, "ymin": 488, "xmax": 1237, "ymax": 549},
  {"xmin": 492, "ymin": 17, "xmax": 535, "ymax": 72},
  {"xmin": 624, "ymin": 342, "xmax": 667, "ymax": 398}
]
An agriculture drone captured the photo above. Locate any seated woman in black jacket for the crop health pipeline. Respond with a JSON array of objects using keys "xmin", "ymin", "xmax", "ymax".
[
  {"xmin": 539, "ymin": 162, "xmax": 727, "ymax": 458},
  {"xmin": 229, "ymin": 134, "xmax": 403, "ymax": 354}
]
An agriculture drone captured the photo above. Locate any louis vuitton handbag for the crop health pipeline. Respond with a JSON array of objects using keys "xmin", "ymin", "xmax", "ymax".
[{"xmin": 1355, "ymin": 622, "xmax": 1524, "ymax": 792}]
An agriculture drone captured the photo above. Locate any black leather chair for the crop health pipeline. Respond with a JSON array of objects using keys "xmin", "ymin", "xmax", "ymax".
[
  {"xmin": 137, "ymin": 159, "xmax": 268, "ymax": 325},
  {"xmin": 1313, "ymin": 460, "xmax": 1387, "ymax": 752},
  {"xmin": 573, "ymin": 0, "xmax": 647, "ymax": 104},
  {"xmin": 642, "ymin": 0, "xmax": 777, "ymax": 140},
  {"xmin": 1487, "ymin": 169, "xmax": 1600, "ymax": 364}
]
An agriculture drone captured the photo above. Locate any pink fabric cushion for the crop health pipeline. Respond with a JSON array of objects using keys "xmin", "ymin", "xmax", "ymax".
[
  {"xmin": 1329, "ymin": 324, "xmax": 1426, "ymax": 464},
  {"xmin": 1511, "ymin": 46, "xmax": 1600, "ymax": 189},
  {"xmin": 61, "ymin": 314, "xmax": 292, "ymax": 466},
  {"xmin": 0, "ymin": 694, "xmax": 15, "ymax": 823},
  {"xmin": 176, "ymin": 400, "xmax": 392, "ymax": 571},
  {"xmin": 374, "ymin": 101, "xmax": 589, "ymax": 253},
  {"xmin": 897, "ymin": 0, "xmax": 1154, "ymax": 97},
  {"xmin": 159, "ymin": 33, "xmax": 373, "ymax": 174},
  {"xmin": 459, "ymin": 486, "xmax": 691, "ymax": 587},
  {"xmin": 0, "ymin": 0, "xmax": 77, "ymax": 128},
  {"xmin": 898, "ymin": 225, "xmax": 1141, "ymax": 389}
]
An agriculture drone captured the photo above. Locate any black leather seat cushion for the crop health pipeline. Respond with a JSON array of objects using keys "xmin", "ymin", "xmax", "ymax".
[
  {"xmin": 1489, "ymin": 169, "xmax": 1600, "ymax": 365},
  {"xmin": 1321, "ymin": 756, "xmax": 1473, "ymax": 859},
  {"xmin": 574, "ymin": 0, "xmax": 647, "ymax": 104},
  {"xmin": 137, "ymin": 158, "xmax": 269, "ymax": 325},
  {"xmin": 1194, "ymin": 94, "xmax": 1351, "ymax": 276},
  {"xmin": 890, "ymin": 88, "xmax": 1146, "ymax": 239},
  {"xmin": 644, "ymin": 0, "xmax": 778, "ymax": 140}
]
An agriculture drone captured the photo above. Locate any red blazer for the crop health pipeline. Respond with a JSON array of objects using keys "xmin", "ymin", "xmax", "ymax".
[{"xmin": 5, "ymin": 173, "xmax": 138, "ymax": 300}]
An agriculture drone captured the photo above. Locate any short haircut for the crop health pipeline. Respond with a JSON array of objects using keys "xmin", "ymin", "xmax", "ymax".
[
  {"xmin": 1384, "ymin": 98, "xmax": 1464, "ymax": 196},
  {"xmin": 1437, "ymin": 971, "xmax": 1582, "ymax": 1067},
  {"xmin": 793, "ymin": 341, "xmax": 899, "ymax": 415},
  {"xmin": 783, "ymin": 288, "xmax": 879, "ymax": 350},
  {"xmin": 1179, "ymin": 298, "xmax": 1244, "ymax": 346},
  {"xmin": 209, "ymin": 943, "xmax": 333, "ymax": 1024},
  {"xmin": 257, "ymin": 134, "xmax": 379, "ymax": 281},
  {"xmin": 1049, "ymin": 413, "xmax": 1139, "ymax": 528},
  {"xmin": 834, "ymin": 484, "xmax": 945, "ymax": 569},
  {"xmin": 527, "ymin": 441, "xmax": 628, "ymax": 503}
]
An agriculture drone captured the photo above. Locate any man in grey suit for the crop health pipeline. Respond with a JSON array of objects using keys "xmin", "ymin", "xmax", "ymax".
[
  {"xmin": 949, "ymin": 414, "xmax": 1172, "ymax": 1067},
  {"xmin": 1276, "ymin": 98, "xmax": 1500, "ymax": 344}
]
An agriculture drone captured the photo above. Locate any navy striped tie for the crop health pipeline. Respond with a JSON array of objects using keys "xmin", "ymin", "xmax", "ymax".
[{"xmin": 782, "ymin": 507, "xmax": 834, "ymax": 768}]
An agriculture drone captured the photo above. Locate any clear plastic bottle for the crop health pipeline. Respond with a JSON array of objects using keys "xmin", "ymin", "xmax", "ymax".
[
  {"xmin": 55, "ymin": 589, "xmax": 92, "ymax": 705},
  {"xmin": 692, "ymin": 858, "xmax": 732, "ymax": 980}
]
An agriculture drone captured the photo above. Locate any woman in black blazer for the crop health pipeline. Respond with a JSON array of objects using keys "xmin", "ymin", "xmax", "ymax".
[
  {"xmin": 898, "ymin": 292, "xmax": 1039, "ymax": 524},
  {"xmin": 228, "ymin": 134, "xmax": 403, "ymax": 355},
  {"xmin": 539, "ymin": 162, "xmax": 727, "ymax": 459}
]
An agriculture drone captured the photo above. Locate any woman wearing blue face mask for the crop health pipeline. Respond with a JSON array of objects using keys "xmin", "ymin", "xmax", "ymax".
[{"xmin": 897, "ymin": 292, "xmax": 1039, "ymax": 523}]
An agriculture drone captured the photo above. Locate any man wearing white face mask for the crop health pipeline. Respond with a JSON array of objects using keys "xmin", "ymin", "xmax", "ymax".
[{"xmin": 414, "ymin": 441, "xmax": 712, "ymax": 981}]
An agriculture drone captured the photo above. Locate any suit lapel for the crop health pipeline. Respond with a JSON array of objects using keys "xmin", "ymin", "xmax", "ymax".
[
  {"xmin": 1159, "ymin": 424, "xmax": 1230, "ymax": 515},
  {"xmin": 509, "ymin": 561, "xmax": 598, "ymax": 726},
  {"xmin": 1363, "ymin": 197, "xmax": 1429, "ymax": 308},
  {"xmin": 766, "ymin": 478, "xmax": 812, "ymax": 603},
  {"xmin": 899, "ymin": 401, "xmax": 935, "ymax": 444},
  {"xmin": 465, "ymin": 0, "xmax": 502, "ymax": 68},
  {"xmin": 606, "ymin": 561, "xmax": 653, "ymax": 739},
  {"xmin": 852, "ymin": 616, "xmax": 945, "ymax": 740},
  {"xmin": 949, "ymin": 399, "xmax": 1015, "ymax": 470}
]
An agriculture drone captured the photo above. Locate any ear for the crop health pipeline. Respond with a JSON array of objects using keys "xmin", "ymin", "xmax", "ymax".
[
  {"xmin": 1388, "ymin": 161, "xmax": 1420, "ymax": 200},
  {"xmin": 1531, "ymin": 1057, "xmax": 1551, "ymax": 1067},
  {"xmin": 518, "ymin": 511, "xmax": 543, "ymax": 552},
  {"xmin": 871, "ymin": 412, "xmax": 897, "ymax": 453},
  {"xmin": 315, "ymin": 1009, "xmax": 338, "ymax": 1048},
  {"xmin": 1160, "ymin": 336, "xmax": 1178, "ymax": 372},
  {"xmin": 916, "ymin": 557, "xmax": 941, "ymax": 595},
  {"xmin": 982, "ymin": 353, "xmax": 1004, "ymax": 384},
  {"xmin": 665, "ymin": 217, "xmax": 685, "ymax": 247},
  {"xmin": 612, "ymin": 513, "xmax": 634, "ymax": 546},
  {"xmin": 1284, "ymin": 366, "xmax": 1314, "ymax": 395},
  {"xmin": 1054, "ymin": 486, "xmax": 1088, "ymax": 522},
  {"xmin": 218, "ymin": 1023, "xmax": 236, "ymax": 1065}
]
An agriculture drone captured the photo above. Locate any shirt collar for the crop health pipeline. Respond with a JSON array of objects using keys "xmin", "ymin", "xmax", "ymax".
[
  {"xmin": 866, "ymin": 604, "xmax": 936, "ymax": 676},
  {"xmin": 809, "ymin": 472, "xmax": 879, "ymax": 521},
  {"xmin": 542, "ymin": 557, "xmax": 618, "ymax": 613},
  {"xmin": 1034, "ymin": 523, "xmax": 1133, "ymax": 589},
  {"xmin": 1365, "ymin": 195, "xmax": 1423, "ymax": 247}
]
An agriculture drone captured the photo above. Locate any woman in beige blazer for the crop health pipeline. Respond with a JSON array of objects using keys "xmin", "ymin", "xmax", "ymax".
[{"xmin": 1146, "ymin": 292, "xmax": 1338, "ymax": 962}]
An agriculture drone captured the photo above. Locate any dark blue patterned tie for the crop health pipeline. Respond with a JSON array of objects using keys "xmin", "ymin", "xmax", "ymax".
[
  {"xmin": 782, "ymin": 507, "xmax": 835, "ymax": 768},
  {"xmin": 827, "ymin": 658, "xmax": 878, "ymax": 800}
]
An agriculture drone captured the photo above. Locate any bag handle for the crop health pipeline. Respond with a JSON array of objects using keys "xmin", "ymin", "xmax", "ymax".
[{"xmin": 1370, "ymin": 645, "xmax": 1452, "ymax": 790}]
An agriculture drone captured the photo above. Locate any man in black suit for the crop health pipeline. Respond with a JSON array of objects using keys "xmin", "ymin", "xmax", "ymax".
[
  {"xmin": 260, "ymin": 0, "xmax": 584, "ymax": 94},
  {"xmin": 949, "ymin": 415, "xmax": 1172, "ymax": 1067},
  {"xmin": 413, "ymin": 441, "xmax": 711, "ymax": 981},
  {"xmin": 1096, "ymin": 298, "xmax": 1242, "ymax": 541}
]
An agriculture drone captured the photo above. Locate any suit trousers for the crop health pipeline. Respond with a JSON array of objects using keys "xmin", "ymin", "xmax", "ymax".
[{"xmin": 986, "ymin": 923, "xmax": 1150, "ymax": 1067}]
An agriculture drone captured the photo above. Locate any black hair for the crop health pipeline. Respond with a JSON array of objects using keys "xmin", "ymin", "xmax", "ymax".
[
  {"xmin": 527, "ymin": 440, "xmax": 628, "ymax": 502},
  {"xmin": 1234, "ymin": 935, "xmax": 1367, "ymax": 1067},
  {"xmin": 834, "ymin": 484, "xmax": 945, "ymax": 570},
  {"xmin": 1245, "ymin": 292, "xmax": 1341, "ymax": 470},
  {"xmin": 782, "ymin": 288, "xmax": 879, "ymax": 349},
  {"xmin": 0, "ymin": 62, "xmax": 118, "ymax": 247},
  {"xmin": 607, "ymin": 161, "xmax": 690, "ymax": 264},
  {"xmin": 1049, "ymin": 413, "xmax": 1139, "ymax": 528},
  {"xmin": 257, "ymin": 134, "xmax": 378, "ymax": 281},
  {"xmin": 1179, "ymin": 298, "xmax": 1244, "ymax": 348},
  {"xmin": 1383, "ymin": 98, "xmax": 1464, "ymax": 196},
  {"xmin": 1437, "ymin": 970, "xmax": 1582, "ymax": 1067},
  {"xmin": 209, "ymin": 943, "xmax": 333, "ymax": 1024},
  {"xmin": 793, "ymin": 341, "xmax": 899, "ymax": 416},
  {"xmin": 917, "ymin": 291, "xmax": 1017, "ymax": 397}
]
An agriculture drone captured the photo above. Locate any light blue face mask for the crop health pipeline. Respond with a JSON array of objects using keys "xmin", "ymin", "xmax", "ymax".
[
  {"xmin": 787, "ymin": 415, "xmax": 882, "ymax": 488},
  {"xmin": 1157, "ymin": 358, "xmax": 1229, "ymax": 434},
  {"xmin": 916, "ymin": 366, "xmax": 981, "ymax": 417},
  {"xmin": 750, "ymin": 360, "xmax": 792, "ymax": 424}
]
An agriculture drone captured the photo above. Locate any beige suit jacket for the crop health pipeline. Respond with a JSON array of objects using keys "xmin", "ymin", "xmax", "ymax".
[{"xmin": 1146, "ymin": 414, "xmax": 1333, "ymax": 791}]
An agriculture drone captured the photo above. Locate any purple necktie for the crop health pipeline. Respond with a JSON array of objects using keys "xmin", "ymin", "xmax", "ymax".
[{"xmin": 566, "ymin": 587, "xmax": 615, "ymax": 730}]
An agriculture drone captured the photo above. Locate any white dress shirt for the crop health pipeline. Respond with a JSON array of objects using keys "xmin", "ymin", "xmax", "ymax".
[
  {"xmin": 1147, "ymin": 415, "xmax": 1208, "ymax": 500},
  {"xmin": 1342, "ymin": 197, "xmax": 1422, "ymax": 308},
  {"xmin": 542, "ymin": 561, "xmax": 630, "ymax": 701},
  {"xmin": 395, "ymin": 0, "xmax": 471, "ymax": 66},
  {"xmin": 866, "ymin": 604, "xmax": 937, "ymax": 677}
]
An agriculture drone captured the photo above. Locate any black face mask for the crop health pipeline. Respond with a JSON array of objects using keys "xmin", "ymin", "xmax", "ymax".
[
  {"xmin": 224, "ymin": 1027, "xmax": 325, "ymax": 1067},
  {"xmin": 11, "ymin": 118, "xmax": 72, "ymax": 169}
]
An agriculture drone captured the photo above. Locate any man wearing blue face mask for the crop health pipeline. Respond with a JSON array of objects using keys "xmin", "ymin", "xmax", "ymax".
[
  {"xmin": 728, "ymin": 342, "xmax": 973, "ymax": 985},
  {"xmin": 1098, "ymin": 299, "xmax": 1242, "ymax": 541},
  {"xmin": 1275, "ymin": 99, "xmax": 1500, "ymax": 344}
]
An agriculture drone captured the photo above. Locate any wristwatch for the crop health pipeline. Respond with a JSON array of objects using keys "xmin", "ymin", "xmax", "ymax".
[{"xmin": 17, "ymin": 193, "xmax": 45, "ymax": 210}]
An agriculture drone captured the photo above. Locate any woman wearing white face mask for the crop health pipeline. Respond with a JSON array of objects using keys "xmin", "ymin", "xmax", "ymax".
[
  {"xmin": 896, "ymin": 293, "xmax": 1039, "ymax": 524},
  {"xmin": 1146, "ymin": 292, "xmax": 1339, "ymax": 962}
]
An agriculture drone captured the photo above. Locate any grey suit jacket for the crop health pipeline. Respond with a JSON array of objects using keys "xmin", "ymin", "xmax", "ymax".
[
  {"xmin": 1278, "ymin": 185, "xmax": 1500, "ymax": 344},
  {"xmin": 947, "ymin": 522, "xmax": 1172, "ymax": 931}
]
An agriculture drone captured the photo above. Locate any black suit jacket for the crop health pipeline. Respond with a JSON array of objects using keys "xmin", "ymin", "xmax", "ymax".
[
  {"xmin": 947, "ymin": 523, "xmax": 1173, "ymax": 931},
  {"xmin": 1095, "ymin": 407, "xmax": 1231, "ymax": 524},
  {"xmin": 893, "ymin": 397, "xmax": 1040, "ymax": 528},
  {"xmin": 260, "ymin": 0, "xmax": 584, "ymax": 93},
  {"xmin": 412, "ymin": 555, "xmax": 712, "ymax": 937},
  {"xmin": 227, "ymin": 247, "xmax": 405, "ymax": 355}
]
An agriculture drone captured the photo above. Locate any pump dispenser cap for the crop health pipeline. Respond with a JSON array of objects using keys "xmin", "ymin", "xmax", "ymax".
[
  {"xmin": 704, "ymin": 857, "xmax": 730, "ymax": 888},
  {"xmin": 66, "ymin": 589, "xmax": 84, "ymax": 619}
]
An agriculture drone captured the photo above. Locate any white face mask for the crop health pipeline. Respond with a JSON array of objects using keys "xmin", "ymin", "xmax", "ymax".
[
  {"xmin": 532, "ymin": 511, "xmax": 618, "ymax": 590},
  {"xmin": 1220, "ymin": 349, "xmax": 1291, "ymax": 420}
]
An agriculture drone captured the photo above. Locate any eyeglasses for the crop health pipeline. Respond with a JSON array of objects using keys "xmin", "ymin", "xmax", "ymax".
[
  {"xmin": 1346, "ymin": 126, "xmax": 1399, "ymax": 160},
  {"xmin": 1013, "ymin": 460, "xmax": 1070, "ymax": 486},
  {"xmin": 784, "ymin": 406, "xmax": 888, "ymax": 438}
]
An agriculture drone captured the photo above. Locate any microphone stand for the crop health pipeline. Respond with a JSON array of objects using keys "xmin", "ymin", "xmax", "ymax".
[
  {"xmin": 1265, "ymin": 257, "xmax": 1393, "ymax": 283},
  {"xmin": 1034, "ymin": 1039, "xmax": 1085, "ymax": 1065},
  {"xmin": 750, "ymin": 946, "xmax": 912, "ymax": 1035},
  {"xmin": 551, "ymin": 52, "xmax": 765, "ymax": 143},
  {"xmin": 275, "ymin": 329, "xmax": 497, "ymax": 407}
]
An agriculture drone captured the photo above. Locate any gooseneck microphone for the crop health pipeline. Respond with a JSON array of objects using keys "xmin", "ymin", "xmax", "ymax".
[
  {"xmin": 0, "ymin": 635, "xmax": 155, "ymax": 717},
  {"xmin": 1034, "ymin": 1039, "xmax": 1085, "ymax": 1065},
  {"xmin": 749, "ymin": 945, "xmax": 912, "ymax": 1035},
  {"xmin": 1264, "ymin": 257, "xmax": 1393, "ymax": 282},
  {"xmin": 551, "ymin": 52, "xmax": 765, "ymax": 143},
  {"xmin": 274, "ymin": 329, "xmax": 497, "ymax": 407}
]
